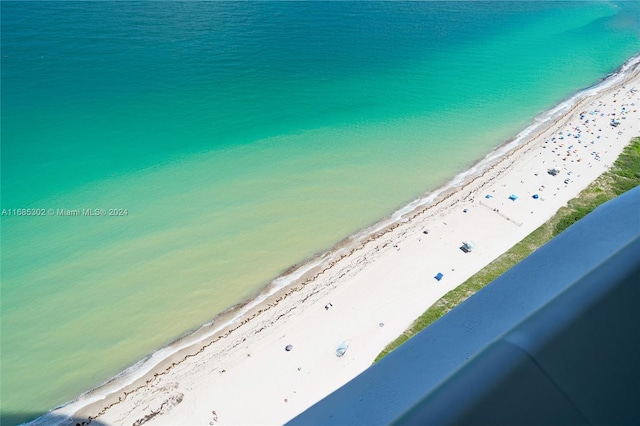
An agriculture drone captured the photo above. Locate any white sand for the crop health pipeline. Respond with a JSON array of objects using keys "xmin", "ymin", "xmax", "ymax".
[{"xmin": 70, "ymin": 61, "xmax": 639, "ymax": 426}]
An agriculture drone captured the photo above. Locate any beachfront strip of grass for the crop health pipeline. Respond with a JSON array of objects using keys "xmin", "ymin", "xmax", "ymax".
[{"xmin": 374, "ymin": 136, "xmax": 640, "ymax": 363}]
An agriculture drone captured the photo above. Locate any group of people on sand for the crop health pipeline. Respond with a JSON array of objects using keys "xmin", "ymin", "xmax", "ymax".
[{"xmin": 209, "ymin": 410, "xmax": 218, "ymax": 425}]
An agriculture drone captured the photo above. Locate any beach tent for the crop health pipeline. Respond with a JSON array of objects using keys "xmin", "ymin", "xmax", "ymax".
[
  {"xmin": 462, "ymin": 241, "xmax": 476, "ymax": 252},
  {"xmin": 336, "ymin": 341, "xmax": 350, "ymax": 357},
  {"xmin": 285, "ymin": 344, "xmax": 293, "ymax": 352},
  {"xmin": 509, "ymin": 194, "xmax": 518, "ymax": 201},
  {"xmin": 485, "ymin": 194, "xmax": 493, "ymax": 199},
  {"xmin": 434, "ymin": 272, "xmax": 444, "ymax": 281},
  {"xmin": 533, "ymin": 194, "xmax": 539, "ymax": 199}
]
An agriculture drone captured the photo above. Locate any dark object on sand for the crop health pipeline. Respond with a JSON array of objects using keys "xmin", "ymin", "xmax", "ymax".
[
  {"xmin": 434, "ymin": 272, "xmax": 444, "ymax": 281},
  {"xmin": 285, "ymin": 344, "xmax": 293, "ymax": 352}
]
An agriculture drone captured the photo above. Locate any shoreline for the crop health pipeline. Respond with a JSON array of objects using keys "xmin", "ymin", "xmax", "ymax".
[{"xmin": 33, "ymin": 55, "xmax": 640, "ymax": 425}]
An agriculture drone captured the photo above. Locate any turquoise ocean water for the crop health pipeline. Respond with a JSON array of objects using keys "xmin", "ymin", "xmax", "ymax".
[{"xmin": 1, "ymin": 1, "xmax": 639, "ymax": 423}]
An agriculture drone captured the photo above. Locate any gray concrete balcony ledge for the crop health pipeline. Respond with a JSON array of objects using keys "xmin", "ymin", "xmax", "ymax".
[{"xmin": 289, "ymin": 185, "xmax": 640, "ymax": 426}]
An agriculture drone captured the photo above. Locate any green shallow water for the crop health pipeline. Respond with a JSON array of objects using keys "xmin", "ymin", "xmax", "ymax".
[{"xmin": 1, "ymin": 1, "xmax": 639, "ymax": 422}]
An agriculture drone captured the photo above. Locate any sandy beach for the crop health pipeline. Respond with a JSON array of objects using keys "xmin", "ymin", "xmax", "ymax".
[{"xmin": 61, "ymin": 58, "xmax": 640, "ymax": 426}]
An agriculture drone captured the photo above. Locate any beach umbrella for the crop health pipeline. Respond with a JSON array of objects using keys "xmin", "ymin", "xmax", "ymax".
[
  {"xmin": 533, "ymin": 194, "xmax": 539, "ymax": 199},
  {"xmin": 509, "ymin": 194, "xmax": 518, "ymax": 201}
]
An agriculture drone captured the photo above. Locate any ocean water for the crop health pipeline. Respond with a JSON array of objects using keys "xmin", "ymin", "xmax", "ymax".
[{"xmin": 1, "ymin": 1, "xmax": 639, "ymax": 423}]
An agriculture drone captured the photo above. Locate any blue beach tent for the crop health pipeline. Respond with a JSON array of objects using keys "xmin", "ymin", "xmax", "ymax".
[
  {"xmin": 509, "ymin": 194, "xmax": 518, "ymax": 201},
  {"xmin": 336, "ymin": 341, "xmax": 350, "ymax": 357},
  {"xmin": 533, "ymin": 194, "xmax": 539, "ymax": 199},
  {"xmin": 434, "ymin": 272, "xmax": 444, "ymax": 281}
]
